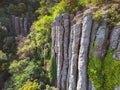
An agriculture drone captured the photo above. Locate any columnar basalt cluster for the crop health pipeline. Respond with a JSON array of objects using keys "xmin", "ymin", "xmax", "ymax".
[
  {"xmin": 9, "ymin": 15, "xmax": 30, "ymax": 36},
  {"xmin": 51, "ymin": 8, "xmax": 120, "ymax": 90}
]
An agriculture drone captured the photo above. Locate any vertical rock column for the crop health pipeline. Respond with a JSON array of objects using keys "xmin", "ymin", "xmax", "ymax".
[
  {"xmin": 94, "ymin": 20, "xmax": 109, "ymax": 58},
  {"xmin": 56, "ymin": 14, "xmax": 64, "ymax": 90},
  {"xmin": 109, "ymin": 26, "xmax": 120, "ymax": 50},
  {"xmin": 89, "ymin": 21, "xmax": 99, "ymax": 49},
  {"xmin": 67, "ymin": 14, "xmax": 74, "ymax": 89},
  {"xmin": 69, "ymin": 23, "xmax": 81, "ymax": 90},
  {"xmin": 109, "ymin": 25, "xmax": 120, "ymax": 60},
  {"xmin": 61, "ymin": 14, "xmax": 70, "ymax": 90},
  {"xmin": 24, "ymin": 18, "xmax": 28, "ymax": 35},
  {"xmin": 15, "ymin": 17, "xmax": 20, "ymax": 35},
  {"xmin": 11, "ymin": 15, "xmax": 15, "ymax": 34},
  {"xmin": 77, "ymin": 13, "xmax": 92, "ymax": 90}
]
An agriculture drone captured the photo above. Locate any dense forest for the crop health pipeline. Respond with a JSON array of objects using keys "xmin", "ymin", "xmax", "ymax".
[{"xmin": 0, "ymin": 0, "xmax": 120, "ymax": 90}]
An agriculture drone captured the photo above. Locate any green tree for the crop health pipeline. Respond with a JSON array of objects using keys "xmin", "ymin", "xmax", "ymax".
[
  {"xmin": 64, "ymin": 0, "xmax": 79, "ymax": 13},
  {"xmin": 6, "ymin": 4, "xmax": 17, "ymax": 15}
]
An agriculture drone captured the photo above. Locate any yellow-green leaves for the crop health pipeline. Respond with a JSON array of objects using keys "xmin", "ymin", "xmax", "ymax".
[{"xmin": 19, "ymin": 80, "xmax": 40, "ymax": 90}]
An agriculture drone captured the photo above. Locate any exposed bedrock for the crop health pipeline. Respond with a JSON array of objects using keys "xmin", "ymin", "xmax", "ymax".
[
  {"xmin": 9, "ymin": 15, "xmax": 30, "ymax": 35},
  {"xmin": 51, "ymin": 10, "xmax": 120, "ymax": 90}
]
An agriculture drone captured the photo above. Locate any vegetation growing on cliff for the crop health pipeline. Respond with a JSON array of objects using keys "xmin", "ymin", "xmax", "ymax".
[
  {"xmin": 93, "ymin": 3, "xmax": 120, "ymax": 27},
  {"xmin": 88, "ymin": 50, "xmax": 120, "ymax": 90},
  {"xmin": 0, "ymin": 0, "xmax": 120, "ymax": 90}
]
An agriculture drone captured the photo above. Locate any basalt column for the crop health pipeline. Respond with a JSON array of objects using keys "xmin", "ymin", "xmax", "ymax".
[
  {"xmin": 77, "ymin": 13, "xmax": 92, "ymax": 90},
  {"xmin": 56, "ymin": 14, "xmax": 64, "ymax": 90},
  {"xmin": 10, "ymin": 16, "xmax": 29, "ymax": 35},
  {"xmin": 24, "ymin": 18, "xmax": 28, "ymax": 35},
  {"xmin": 61, "ymin": 14, "xmax": 70, "ymax": 90},
  {"xmin": 69, "ymin": 23, "xmax": 81, "ymax": 90},
  {"xmin": 15, "ymin": 17, "xmax": 20, "ymax": 35}
]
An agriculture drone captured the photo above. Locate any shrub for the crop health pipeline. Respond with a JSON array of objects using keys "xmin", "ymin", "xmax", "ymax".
[
  {"xmin": 88, "ymin": 50, "xmax": 120, "ymax": 90},
  {"xmin": 0, "ymin": 50, "xmax": 7, "ymax": 61},
  {"xmin": 19, "ymin": 80, "xmax": 40, "ymax": 90},
  {"xmin": 93, "ymin": 10, "xmax": 104, "ymax": 22},
  {"xmin": 107, "ymin": 4, "xmax": 120, "ymax": 26},
  {"xmin": 5, "ymin": 60, "xmax": 39, "ymax": 90}
]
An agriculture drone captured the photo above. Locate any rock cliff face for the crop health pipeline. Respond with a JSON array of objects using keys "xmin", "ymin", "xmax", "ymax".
[
  {"xmin": 9, "ymin": 15, "xmax": 30, "ymax": 35},
  {"xmin": 51, "ymin": 8, "xmax": 120, "ymax": 90}
]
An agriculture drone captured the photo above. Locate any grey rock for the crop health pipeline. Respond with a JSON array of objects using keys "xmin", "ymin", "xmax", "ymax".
[
  {"xmin": 56, "ymin": 16, "xmax": 64, "ymax": 90},
  {"xmin": 89, "ymin": 21, "xmax": 99, "ymax": 49},
  {"xmin": 24, "ymin": 18, "xmax": 28, "ymax": 35},
  {"xmin": 94, "ymin": 21, "xmax": 109, "ymax": 58},
  {"xmin": 61, "ymin": 14, "xmax": 70, "ymax": 90},
  {"xmin": 109, "ymin": 26, "xmax": 120, "ymax": 50},
  {"xmin": 77, "ymin": 14, "xmax": 92, "ymax": 90},
  {"xmin": 69, "ymin": 24, "xmax": 81, "ymax": 90},
  {"xmin": 15, "ymin": 17, "xmax": 20, "ymax": 35},
  {"xmin": 66, "ymin": 14, "xmax": 74, "ymax": 89}
]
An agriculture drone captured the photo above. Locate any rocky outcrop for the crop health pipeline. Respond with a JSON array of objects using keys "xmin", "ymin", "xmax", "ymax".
[
  {"xmin": 51, "ymin": 9, "xmax": 120, "ymax": 90},
  {"xmin": 9, "ymin": 15, "xmax": 30, "ymax": 36}
]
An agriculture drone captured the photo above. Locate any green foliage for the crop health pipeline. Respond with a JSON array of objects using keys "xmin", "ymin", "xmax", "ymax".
[
  {"xmin": 17, "ymin": 3, "xmax": 26, "ymax": 16},
  {"xmin": 64, "ymin": 0, "xmax": 79, "ymax": 13},
  {"xmin": 78, "ymin": 0, "xmax": 111, "ymax": 6},
  {"xmin": 45, "ymin": 85, "xmax": 58, "ymax": 90},
  {"xmin": 0, "ymin": 50, "xmax": 8, "ymax": 72},
  {"xmin": 88, "ymin": 50, "xmax": 120, "ymax": 90},
  {"xmin": 19, "ymin": 80, "xmax": 40, "ymax": 90},
  {"xmin": 52, "ymin": 0, "xmax": 66, "ymax": 18},
  {"xmin": 88, "ymin": 52, "xmax": 103, "ymax": 90},
  {"xmin": 1, "ymin": 0, "xmax": 118, "ymax": 90},
  {"xmin": 93, "ymin": 10, "xmax": 104, "ymax": 22},
  {"xmin": 0, "ymin": 25, "xmax": 7, "ymax": 49},
  {"xmin": 0, "ymin": 50, "xmax": 7, "ymax": 61},
  {"xmin": 107, "ymin": 4, "xmax": 120, "ymax": 26},
  {"xmin": 0, "ymin": 8, "xmax": 5, "ymax": 16},
  {"xmin": 3, "ymin": 37, "xmax": 16, "ymax": 54},
  {"xmin": 6, "ymin": 4, "xmax": 17, "ymax": 15},
  {"xmin": 49, "ymin": 56, "xmax": 57, "ymax": 85},
  {"xmin": 5, "ymin": 59, "xmax": 40, "ymax": 90},
  {"xmin": 93, "ymin": 4, "xmax": 120, "ymax": 27},
  {"xmin": 0, "ymin": 17, "xmax": 10, "ymax": 27},
  {"xmin": 102, "ymin": 51, "xmax": 120, "ymax": 90}
]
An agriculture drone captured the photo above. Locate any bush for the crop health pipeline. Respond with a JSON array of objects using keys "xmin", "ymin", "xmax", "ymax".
[
  {"xmin": 0, "ymin": 50, "xmax": 7, "ymax": 61},
  {"xmin": 107, "ymin": 4, "xmax": 120, "ymax": 26},
  {"xmin": 93, "ymin": 10, "xmax": 104, "ymax": 22},
  {"xmin": 88, "ymin": 50, "xmax": 120, "ymax": 90},
  {"xmin": 5, "ymin": 60, "xmax": 39, "ymax": 90},
  {"xmin": 0, "ymin": 17, "xmax": 10, "ymax": 27},
  {"xmin": 6, "ymin": 4, "xmax": 17, "ymax": 15},
  {"xmin": 19, "ymin": 80, "xmax": 40, "ymax": 90}
]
